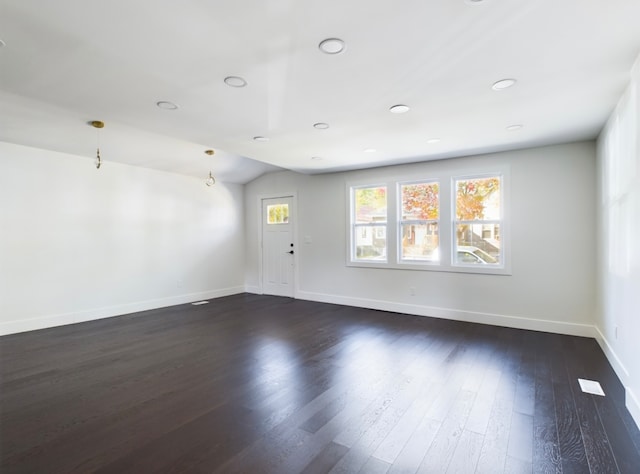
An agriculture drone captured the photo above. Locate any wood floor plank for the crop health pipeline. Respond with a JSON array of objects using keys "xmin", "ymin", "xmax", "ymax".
[
  {"xmin": 565, "ymin": 335, "xmax": 640, "ymax": 471},
  {"xmin": 445, "ymin": 429, "xmax": 484, "ymax": 473},
  {"xmin": 549, "ymin": 335, "xmax": 590, "ymax": 473},
  {"xmin": 591, "ymin": 386, "xmax": 640, "ymax": 473},
  {"xmin": 371, "ymin": 378, "xmax": 439, "ymax": 464},
  {"xmin": 532, "ymin": 339, "xmax": 562, "ymax": 473},
  {"xmin": 358, "ymin": 456, "xmax": 391, "ymax": 474},
  {"xmin": 300, "ymin": 395, "xmax": 350, "ymax": 434},
  {"xmin": 386, "ymin": 416, "xmax": 441, "ymax": 474},
  {"xmin": 504, "ymin": 454, "xmax": 532, "ymax": 473},
  {"xmin": 329, "ymin": 356, "xmax": 436, "ymax": 472},
  {"xmin": 562, "ymin": 338, "xmax": 620, "ymax": 473},
  {"xmin": 514, "ymin": 355, "xmax": 536, "ymax": 417},
  {"xmin": 2, "ymin": 294, "xmax": 639, "ymax": 474},
  {"xmin": 465, "ymin": 368, "xmax": 502, "ymax": 435},
  {"xmin": 300, "ymin": 442, "xmax": 349, "ymax": 474},
  {"xmin": 416, "ymin": 390, "xmax": 476, "ymax": 473},
  {"xmin": 508, "ymin": 411, "xmax": 534, "ymax": 464},
  {"xmin": 475, "ymin": 330, "xmax": 523, "ymax": 473}
]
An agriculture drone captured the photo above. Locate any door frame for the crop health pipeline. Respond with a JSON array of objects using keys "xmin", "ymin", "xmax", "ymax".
[{"xmin": 257, "ymin": 192, "xmax": 298, "ymax": 297}]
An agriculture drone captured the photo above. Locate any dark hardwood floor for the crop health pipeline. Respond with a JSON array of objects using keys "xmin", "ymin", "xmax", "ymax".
[{"xmin": 1, "ymin": 294, "xmax": 639, "ymax": 473}]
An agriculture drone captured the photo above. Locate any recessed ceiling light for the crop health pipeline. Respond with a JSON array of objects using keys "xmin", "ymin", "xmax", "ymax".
[
  {"xmin": 492, "ymin": 78, "xmax": 517, "ymax": 91},
  {"xmin": 156, "ymin": 101, "xmax": 179, "ymax": 110},
  {"xmin": 224, "ymin": 76, "xmax": 247, "ymax": 88},
  {"xmin": 506, "ymin": 124, "xmax": 523, "ymax": 131},
  {"xmin": 363, "ymin": 148, "xmax": 377, "ymax": 153},
  {"xmin": 390, "ymin": 104, "xmax": 410, "ymax": 114},
  {"xmin": 319, "ymin": 38, "xmax": 345, "ymax": 55},
  {"xmin": 253, "ymin": 136, "xmax": 269, "ymax": 142},
  {"xmin": 313, "ymin": 122, "xmax": 330, "ymax": 130},
  {"xmin": 427, "ymin": 138, "xmax": 441, "ymax": 144}
]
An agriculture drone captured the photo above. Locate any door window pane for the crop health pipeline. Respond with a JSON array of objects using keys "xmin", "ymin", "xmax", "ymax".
[{"xmin": 267, "ymin": 204, "xmax": 289, "ymax": 224}]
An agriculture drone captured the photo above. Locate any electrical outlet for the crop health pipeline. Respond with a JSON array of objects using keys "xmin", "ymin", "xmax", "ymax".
[
  {"xmin": 177, "ymin": 279, "xmax": 183, "ymax": 288},
  {"xmin": 409, "ymin": 286, "xmax": 416, "ymax": 296}
]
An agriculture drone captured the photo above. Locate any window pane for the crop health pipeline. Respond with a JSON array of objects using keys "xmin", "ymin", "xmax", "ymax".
[
  {"xmin": 455, "ymin": 223, "xmax": 500, "ymax": 264},
  {"xmin": 354, "ymin": 226, "xmax": 387, "ymax": 261},
  {"xmin": 401, "ymin": 182, "xmax": 439, "ymax": 220},
  {"xmin": 400, "ymin": 223, "xmax": 439, "ymax": 261},
  {"xmin": 455, "ymin": 177, "xmax": 500, "ymax": 220},
  {"xmin": 354, "ymin": 186, "xmax": 387, "ymax": 223},
  {"xmin": 267, "ymin": 204, "xmax": 289, "ymax": 224}
]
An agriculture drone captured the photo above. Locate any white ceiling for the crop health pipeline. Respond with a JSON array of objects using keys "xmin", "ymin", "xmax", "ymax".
[{"xmin": 1, "ymin": 0, "xmax": 639, "ymax": 184}]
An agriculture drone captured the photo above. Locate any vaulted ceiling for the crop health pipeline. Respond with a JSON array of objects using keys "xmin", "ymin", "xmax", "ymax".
[{"xmin": 1, "ymin": 0, "xmax": 639, "ymax": 183}]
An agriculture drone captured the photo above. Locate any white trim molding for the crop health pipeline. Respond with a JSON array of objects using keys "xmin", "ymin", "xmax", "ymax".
[
  {"xmin": 0, "ymin": 286, "xmax": 245, "ymax": 336},
  {"xmin": 297, "ymin": 290, "xmax": 597, "ymax": 338},
  {"xmin": 594, "ymin": 327, "xmax": 640, "ymax": 428},
  {"xmin": 627, "ymin": 388, "xmax": 640, "ymax": 430},
  {"xmin": 594, "ymin": 327, "xmax": 630, "ymax": 382}
]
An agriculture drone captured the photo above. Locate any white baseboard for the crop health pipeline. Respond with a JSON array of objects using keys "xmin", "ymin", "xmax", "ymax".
[
  {"xmin": 244, "ymin": 285, "xmax": 262, "ymax": 295},
  {"xmin": 0, "ymin": 286, "xmax": 245, "ymax": 336},
  {"xmin": 296, "ymin": 290, "xmax": 598, "ymax": 338},
  {"xmin": 627, "ymin": 387, "xmax": 640, "ymax": 430},
  {"xmin": 593, "ymin": 327, "xmax": 640, "ymax": 429},
  {"xmin": 593, "ymin": 327, "xmax": 630, "ymax": 383}
]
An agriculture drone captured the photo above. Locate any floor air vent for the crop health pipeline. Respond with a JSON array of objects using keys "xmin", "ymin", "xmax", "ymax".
[{"xmin": 578, "ymin": 378, "xmax": 605, "ymax": 396}]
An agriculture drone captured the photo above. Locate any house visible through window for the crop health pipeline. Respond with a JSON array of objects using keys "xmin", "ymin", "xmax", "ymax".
[
  {"xmin": 454, "ymin": 176, "xmax": 501, "ymax": 266},
  {"xmin": 352, "ymin": 186, "xmax": 387, "ymax": 261},
  {"xmin": 400, "ymin": 181, "xmax": 439, "ymax": 262}
]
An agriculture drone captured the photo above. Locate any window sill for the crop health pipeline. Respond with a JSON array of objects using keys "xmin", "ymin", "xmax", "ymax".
[{"xmin": 347, "ymin": 260, "xmax": 511, "ymax": 275}]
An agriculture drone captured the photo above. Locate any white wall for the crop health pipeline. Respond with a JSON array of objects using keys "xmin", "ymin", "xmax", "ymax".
[
  {"xmin": 245, "ymin": 142, "xmax": 597, "ymax": 336},
  {"xmin": 0, "ymin": 142, "xmax": 245, "ymax": 335},
  {"xmin": 597, "ymin": 55, "xmax": 640, "ymax": 427}
]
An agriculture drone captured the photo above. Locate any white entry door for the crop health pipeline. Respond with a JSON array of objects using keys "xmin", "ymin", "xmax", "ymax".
[{"xmin": 262, "ymin": 196, "xmax": 295, "ymax": 297}]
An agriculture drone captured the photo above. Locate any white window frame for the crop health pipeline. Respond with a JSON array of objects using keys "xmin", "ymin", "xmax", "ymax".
[
  {"xmin": 349, "ymin": 184, "xmax": 389, "ymax": 264},
  {"xmin": 346, "ymin": 165, "xmax": 511, "ymax": 275},
  {"xmin": 451, "ymin": 173, "xmax": 509, "ymax": 274},
  {"xmin": 397, "ymin": 180, "xmax": 441, "ymax": 267}
]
